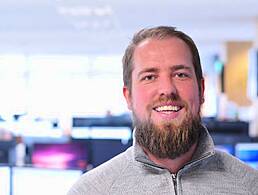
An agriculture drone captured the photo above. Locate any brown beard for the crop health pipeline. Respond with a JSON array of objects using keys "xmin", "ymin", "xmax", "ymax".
[{"xmin": 133, "ymin": 94, "xmax": 202, "ymax": 160}]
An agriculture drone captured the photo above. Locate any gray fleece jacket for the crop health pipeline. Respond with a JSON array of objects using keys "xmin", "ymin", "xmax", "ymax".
[{"xmin": 68, "ymin": 127, "xmax": 258, "ymax": 195}]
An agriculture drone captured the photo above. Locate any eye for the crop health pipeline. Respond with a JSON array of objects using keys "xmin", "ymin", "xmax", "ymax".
[
  {"xmin": 141, "ymin": 74, "xmax": 156, "ymax": 81},
  {"xmin": 175, "ymin": 72, "xmax": 190, "ymax": 79}
]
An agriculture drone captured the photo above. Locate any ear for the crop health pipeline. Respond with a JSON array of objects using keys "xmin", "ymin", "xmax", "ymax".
[
  {"xmin": 200, "ymin": 78, "xmax": 205, "ymax": 104},
  {"xmin": 123, "ymin": 86, "xmax": 132, "ymax": 110}
]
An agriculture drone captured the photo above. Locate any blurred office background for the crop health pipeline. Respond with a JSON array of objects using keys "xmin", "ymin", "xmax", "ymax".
[{"xmin": 1, "ymin": 0, "xmax": 258, "ymax": 194}]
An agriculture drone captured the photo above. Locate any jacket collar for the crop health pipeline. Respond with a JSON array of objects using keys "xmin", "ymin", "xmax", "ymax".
[{"xmin": 133, "ymin": 125, "xmax": 215, "ymax": 171}]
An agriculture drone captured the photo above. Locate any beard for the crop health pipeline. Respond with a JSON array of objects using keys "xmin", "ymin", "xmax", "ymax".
[{"xmin": 133, "ymin": 94, "xmax": 203, "ymax": 160}]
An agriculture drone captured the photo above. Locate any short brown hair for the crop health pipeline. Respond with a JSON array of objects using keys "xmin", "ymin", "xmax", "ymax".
[{"xmin": 122, "ymin": 26, "xmax": 203, "ymax": 94}]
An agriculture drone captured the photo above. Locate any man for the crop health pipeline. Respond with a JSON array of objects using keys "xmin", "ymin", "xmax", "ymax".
[{"xmin": 68, "ymin": 26, "xmax": 258, "ymax": 195}]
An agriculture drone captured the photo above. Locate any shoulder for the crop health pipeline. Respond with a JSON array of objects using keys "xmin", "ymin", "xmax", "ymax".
[
  {"xmin": 214, "ymin": 150, "xmax": 257, "ymax": 174},
  {"xmin": 214, "ymin": 150, "xmax": 258, "ymax": 192},
  {"xmin": 67, "ymin": 146, "xmax": 134, "ymax": 195}
]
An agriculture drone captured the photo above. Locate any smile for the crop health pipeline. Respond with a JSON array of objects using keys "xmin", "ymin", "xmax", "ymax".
[{"xmin": 153, "ymin": 105, "xmax": 182, "ymax": 113}]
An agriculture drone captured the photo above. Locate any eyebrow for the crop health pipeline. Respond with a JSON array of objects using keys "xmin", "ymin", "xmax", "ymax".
[
  {"xmin": 171, "ymin": 64, "xmax": 193, "ymax": 72},
  {"xmin": 137, "ymin": 64, "xmax": 193, "ymax": 78}
]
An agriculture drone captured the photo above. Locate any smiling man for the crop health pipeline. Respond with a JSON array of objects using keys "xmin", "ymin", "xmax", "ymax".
[
  {"xmin": 68, "ymin": 26, "xmax": 258, "ymax": 195},
  {"xmin": 125, "ymin": 36, "xmax": 203, "ymax": 172}
]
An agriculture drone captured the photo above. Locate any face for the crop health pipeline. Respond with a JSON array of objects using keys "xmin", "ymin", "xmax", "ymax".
[
  {"xmin": 124, "ymin": 37, "xmax": 204, "ymax": 126},
  {"xmin": 123, "ymin": 37, "xmax": 205, "ymax": 159}
]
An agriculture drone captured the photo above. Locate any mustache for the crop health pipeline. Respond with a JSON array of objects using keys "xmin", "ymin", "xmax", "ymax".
[
  {"xmin": 159, "ymin": 93, "xmax": 181, "ymax": 102},
  {"xmin": 150, "ymin": 93, "xmax": 188, "ymax": 108}
]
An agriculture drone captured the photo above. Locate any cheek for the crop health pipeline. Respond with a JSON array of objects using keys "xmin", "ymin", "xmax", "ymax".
[
  {"xmin": 133, "ymin": 88, "xmax": 150, "ymax": 106},
  {"xmin": 179, "ymin": 86, "xmax": 200, "ymax": 114},
  {"xmin": 132, "ymin": 86, "xmax": 156, "ymax": 110}
]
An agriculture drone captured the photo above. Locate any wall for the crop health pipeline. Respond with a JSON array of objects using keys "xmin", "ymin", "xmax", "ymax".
[{"xmin": 224, "ymin": 41, "xmax": 253, "ymax": 106}]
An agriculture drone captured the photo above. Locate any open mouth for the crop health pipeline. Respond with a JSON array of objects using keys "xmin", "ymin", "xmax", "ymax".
[{"xmin": 153, "ymin": 105, "xmax": 183, "ymax": 113}]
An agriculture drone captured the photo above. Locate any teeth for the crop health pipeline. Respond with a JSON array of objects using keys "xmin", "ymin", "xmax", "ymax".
[{"xmin": 155, "ymin": 105, "xmax": 180, "ymax": 112}]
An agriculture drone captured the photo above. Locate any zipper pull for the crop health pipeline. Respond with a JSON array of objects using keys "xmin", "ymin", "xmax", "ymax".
[
  {"xmin": 172, "ymin": 173, "xmax": 177, "ymax": 181},
  {"xmin": 171, "ymin": 173, "xmax": 177, "ymax": 195}
]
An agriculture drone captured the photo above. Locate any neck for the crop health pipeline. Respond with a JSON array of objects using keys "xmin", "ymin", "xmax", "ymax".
[{"xmin": 144, "ymin": 142, "xmax": 197, "ymax": 174}]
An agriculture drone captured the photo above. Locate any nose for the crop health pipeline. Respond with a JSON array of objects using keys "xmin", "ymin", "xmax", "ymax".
[{"xmin": 158, "ymin": 75, "xmax": 177, "ymax": 96}]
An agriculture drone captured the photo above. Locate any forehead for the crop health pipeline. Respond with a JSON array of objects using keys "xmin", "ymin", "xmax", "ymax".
[{"xmin": 133, "ymin": 37, "xmax": 193, "ymax": 69}]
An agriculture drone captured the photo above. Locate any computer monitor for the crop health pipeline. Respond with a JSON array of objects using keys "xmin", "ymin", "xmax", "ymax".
[
  {"xmin": 71, "ymin": 126, "xmax": 132, "ymax": 141},
  {"xmin": 12, "ymin": 167, "xmax": 82, "ymax": 195},
  {"xmin": 235, "ymin": 143, "xmax": 258, "ymax": 169},
  {"xmin": 31, "ymin": 142, "xmax": 88, "ymax": 170},
  {"xmin": 90, "ymin": 138, "xmax": 132, "ymax": 167},
  {"xmin": 0, "ymin": 165, "xmax": 11, "ymax": 195}
]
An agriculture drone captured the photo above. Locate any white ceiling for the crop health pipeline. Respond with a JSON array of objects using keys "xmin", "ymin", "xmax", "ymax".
[{"xmin": 0, "ymin": 0, "xmax": 258, "ymax": 55}]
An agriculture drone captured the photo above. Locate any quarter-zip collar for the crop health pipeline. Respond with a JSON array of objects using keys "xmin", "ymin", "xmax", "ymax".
[{"xmin": 133, "ymin": 125, "xmax": 215, "ymax": 172}]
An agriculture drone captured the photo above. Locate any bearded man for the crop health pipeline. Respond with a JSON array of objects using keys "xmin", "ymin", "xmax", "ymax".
[{"xmin": 68, "ymin": 26, "xmax": 258, "ymax": 195}]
